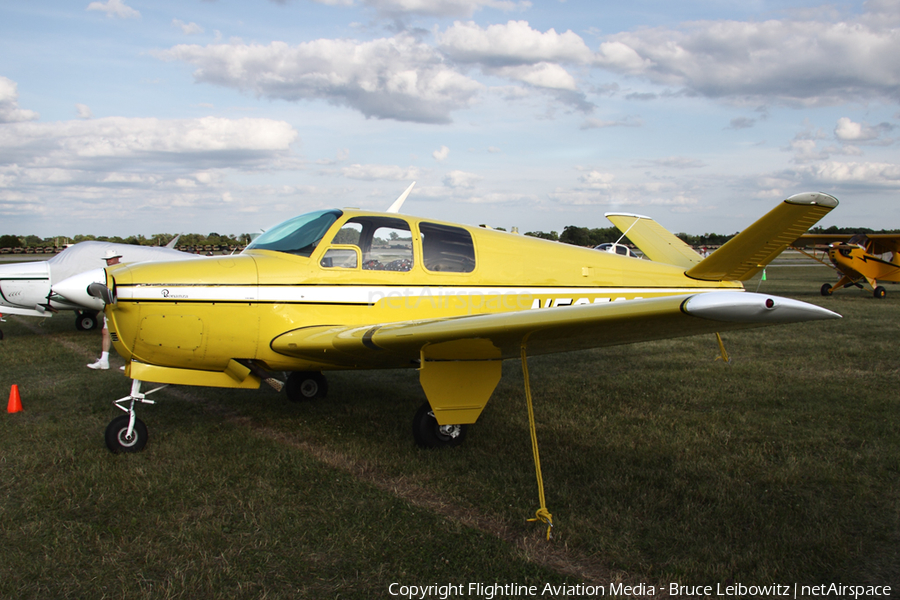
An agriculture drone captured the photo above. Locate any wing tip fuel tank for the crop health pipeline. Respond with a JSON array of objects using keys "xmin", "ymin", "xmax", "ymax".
[{"xmin": 682, "ymin": 291, "xmax": 841, "ymax": 323}]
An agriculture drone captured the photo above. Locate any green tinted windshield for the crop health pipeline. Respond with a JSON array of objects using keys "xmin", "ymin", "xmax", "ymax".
[{"xmin": 246, "ymin": 210, "xmax": 343, "ymax": 257}]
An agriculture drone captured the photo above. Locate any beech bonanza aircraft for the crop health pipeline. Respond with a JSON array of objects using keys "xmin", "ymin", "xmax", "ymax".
[
  {"xmin": 790, "ymin": 233, "xmax": 900, "ymax": 298},
  {"xmin": 0, "ymin": 240, "xmax": 196, "ymax": 330},
  {"xmin": 52, "ymin": 189, "xmax": 841, "ymax": 453}
]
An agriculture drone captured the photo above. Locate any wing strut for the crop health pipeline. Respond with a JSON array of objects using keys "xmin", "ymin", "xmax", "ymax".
[{"xmin": 521, "ymin": 344, "xmax": 553, "ymax": 540}]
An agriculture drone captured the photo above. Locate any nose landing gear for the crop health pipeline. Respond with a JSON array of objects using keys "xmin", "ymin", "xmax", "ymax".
[{"xmin": 105, "ymin": 379, "xmax": 167, "ymax": 453}]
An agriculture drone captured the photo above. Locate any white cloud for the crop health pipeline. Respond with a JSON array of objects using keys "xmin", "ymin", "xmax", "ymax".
[
  {"xmin": 432, "ymin": 145, "xmax": 450, "ymax": 161},
  {"xmin": 173, "ymin": 19, "xmax": 204, "ymax": 35},
  {"xmin": 86, "ymin": 0, "xmax": 141, "ymax": 19},
  {"xmin": 438, "ymin": 20, "xmax": 593, "ymax": 66},
  {"xmin": 593, "ymin": 14, "xmax": 900, "ymax": 105},
  {"xmin": 791, "ymin": 160, "xmax": 900, "ymax": 189},
  {"xmin": 0, "ymin": 77, "xmax": 39, "ymax": 123},
  {"xmin": 75, "ymin": 104, "xmax": 93, "ymax": 119},
  {"xmin": 358, "ymin": 0, "xmax": 530, "ymax": 18},
  {"xmin": 491, "ymin": 62, "xmax": 577, "ymax": 90},
  {"xmin": 580, "ymin": 115, "xmax": 642, "ymax": 129},
  {"xmin": 443, "ymin": 170, "xmax": 482, "ymax": 187},
  {"xmin": 340, "ymin": 163, "xmax": 420, "ymax": 180},
  {"xmin": 834, "ymin": 117, "xmax": 894, "ymax": 143},
  {"xmin": 578, "ymin": 170, "xmax": 615, "ymax": 188},
  {"xmin": 0, "ymin": 115, "xmax": 301, "ymax": 232},
  {"xmin": 158, "ymin": 36, "xmax": 483, "ymax": 124},
  {"xmin": 0, "ymin": 116, "xmax": 298, "ymax": 188}
]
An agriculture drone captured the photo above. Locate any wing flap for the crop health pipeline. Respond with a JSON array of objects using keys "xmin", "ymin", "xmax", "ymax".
[
  {"xmin": 606, "ymin": 213, "xmax": 703, "ymax": 268},
  {"xmin": 686, "ymin": 192, "xmax": 838, "ymax": 281},
  {"xmin": 271, "ymin": 292, "xmax": 839, "ymax": 367}
]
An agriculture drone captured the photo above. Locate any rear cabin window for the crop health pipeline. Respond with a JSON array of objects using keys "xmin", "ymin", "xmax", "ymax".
[
  {"xmin": 322, "ymin": 216, "xmax": 413, "ymax": 271},
  {"xmin": 420, "ymin": 223, "xmax": 476, "ymax": 273}
]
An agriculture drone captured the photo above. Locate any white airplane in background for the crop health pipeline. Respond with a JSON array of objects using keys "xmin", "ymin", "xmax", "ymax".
[{"xmin": 0, "ymin": 240, "xmax": 199, "ymax": 330}]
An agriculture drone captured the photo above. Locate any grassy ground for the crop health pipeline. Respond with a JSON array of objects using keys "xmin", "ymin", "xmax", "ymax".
[{"xmin": 0, "ymin": 266, "xmax": 897, "ymax": 598}]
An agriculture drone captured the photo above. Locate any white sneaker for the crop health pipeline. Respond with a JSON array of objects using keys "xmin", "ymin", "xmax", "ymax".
[{"xmin": 87, "ymin": 359, "xmax": 109, "ymax": 370}]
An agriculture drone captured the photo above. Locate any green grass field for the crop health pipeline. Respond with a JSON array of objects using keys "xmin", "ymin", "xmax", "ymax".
[{"xmin": 1, "ymin": 266, "xmax": 897, "ymax": 598}]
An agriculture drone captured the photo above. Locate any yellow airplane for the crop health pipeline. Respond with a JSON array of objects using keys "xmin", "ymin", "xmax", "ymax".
[
  {"xmin": 792, "ymin": 233, "xmax": 900, "ymax": 298},
  {"xmin": 52, "ymin": 189, "xmax": 840, "ymax": 454}
]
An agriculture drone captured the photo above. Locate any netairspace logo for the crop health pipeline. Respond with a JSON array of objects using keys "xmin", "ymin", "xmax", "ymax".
[{"xmin": 387, "ymin": 581, "xmax": 894, "ymax": 599}]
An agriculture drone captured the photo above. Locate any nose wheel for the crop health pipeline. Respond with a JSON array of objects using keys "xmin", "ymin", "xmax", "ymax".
[
  {"xmin": 105, "ymin": 379, "xmax": 166, "ymax": 453},
  {"xmin": 105, "ymin": 414, "xmax": 148, "ymax": 453}
]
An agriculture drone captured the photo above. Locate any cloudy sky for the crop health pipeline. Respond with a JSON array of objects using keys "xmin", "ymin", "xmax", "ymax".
[{"xmin": 2, "ymin": 0, "xmax": 899, "ymax": 238}]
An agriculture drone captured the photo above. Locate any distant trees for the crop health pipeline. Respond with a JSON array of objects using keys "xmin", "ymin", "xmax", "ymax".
[
  {"xmin": 0, "ymin": 232, "xmax": 250, "ymax": 249},
  {"xmin": 6, "ymin": 223, "xmax": 900, "ymax": 252},
  {"xmin": 525, "ymin": 226, "xmax": 622, "ymax": 246},
  {"xmin": 0, "ymin": 235, "xmax": 21, "ymax": 248}
]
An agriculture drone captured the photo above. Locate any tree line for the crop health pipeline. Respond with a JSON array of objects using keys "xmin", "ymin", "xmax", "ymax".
[
  {"xmin": 4, "ymin": 224, "xmax": 900, "ymax": 253},
  {"xmin": 523, "ymin": 226, "xmax": 735, "ymax": 248},
  {"xmin": 0, "ymin": 232, "xmax": 254, "ymax": 249}
]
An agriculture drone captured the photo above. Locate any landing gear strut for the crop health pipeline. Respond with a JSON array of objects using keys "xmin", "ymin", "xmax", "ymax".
[{"xmin": 105, "ymin": 379, "xmax": 166, "ymax": 453}]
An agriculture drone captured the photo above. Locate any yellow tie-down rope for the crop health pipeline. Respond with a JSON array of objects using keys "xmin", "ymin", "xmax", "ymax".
[
  {"xmin": 714, "ymin": 332, "xmax": 731, "ymax": 364},
  {"xmin": 521, "ymin": 344, "xmax": 553, "ymax": 540}
]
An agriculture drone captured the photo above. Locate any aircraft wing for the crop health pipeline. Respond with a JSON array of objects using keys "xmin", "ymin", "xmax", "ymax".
[
  {"xmin": 605, "ymin": 213, "xmax": 703, "ymax": 268},
  {"xmin": 686, "ymin": 192, "xmax": 838, "ymax": 281},
  {"xmin": 793, "ymin": 233, "xmax": 900, "ymax": 256},
  {"xmin": 0, "ymin": 305, "xmax": 52, "ymax": 318},
  {"xmin": 791, "ymin": 234, "xmax": 854, "ymax": 247},
  {"xmin": 271, "ymin": 291, "xmax": 839, "ymax": 367}
]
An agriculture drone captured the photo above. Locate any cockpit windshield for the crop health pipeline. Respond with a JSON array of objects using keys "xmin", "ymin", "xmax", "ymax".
[
  {"xmin": 246, "ymin": 210, "xmax": 342, "ymax": 257},
  {"xmin": 848, "ymin": 233, "xmax": 869, "ymax": 248}
]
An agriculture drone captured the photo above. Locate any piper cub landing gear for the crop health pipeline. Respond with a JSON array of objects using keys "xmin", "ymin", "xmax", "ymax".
[{"xmin": 105, "ymin": 379, "xmax": 166, "ymax": 453}]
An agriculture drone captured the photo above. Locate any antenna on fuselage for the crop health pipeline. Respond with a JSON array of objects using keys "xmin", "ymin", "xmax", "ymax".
[{"xmin": 386, "ymin": 181, "xmax": 416, "ymax": 213}]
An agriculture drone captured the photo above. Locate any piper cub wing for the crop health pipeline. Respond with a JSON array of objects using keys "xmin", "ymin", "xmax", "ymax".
[
  {"xmin": 791, "ymin": 232, "xmax": 900, "ymax": 298},
  {"xmin": 52, "ymin": 191, "xmax": 840, "ymax": 453}
]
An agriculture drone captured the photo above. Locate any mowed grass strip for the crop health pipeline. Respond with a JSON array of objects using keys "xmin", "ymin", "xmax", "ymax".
[
  {"xmin": 1, "ymin": 265, "xmax": 897, "ymax": 595},
  {"xmin": 0, "ymin": 316, "xmax": 574, "ymax": 599}
]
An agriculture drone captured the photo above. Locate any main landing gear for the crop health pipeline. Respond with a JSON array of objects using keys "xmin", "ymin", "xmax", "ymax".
[
  {"xmin": 105, "ymin": 380, "xmax": 167, "ymax": 453},
  {"xmin": 412, "ymin": 402, "xmax": 467, "ymax": 448},
  {"xmin": 75, "ymin": 310, "xmax": 100, "ymax": 331},
  {"xmin": 104, "ymin": 371, "xmax": 471, "ymax": 452},
  {"xmin": 284, "ymin": 371, "xmax": 328, "ymax": 402},
  {"xmin": 284, "ymin": 372, "xmax": 467, "ymax": 448}
]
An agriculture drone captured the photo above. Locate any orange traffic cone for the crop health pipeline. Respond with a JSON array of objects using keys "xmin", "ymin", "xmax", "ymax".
[{"xmin": 7, "ymin": 384, "xmax": 22, "ymax": 413}]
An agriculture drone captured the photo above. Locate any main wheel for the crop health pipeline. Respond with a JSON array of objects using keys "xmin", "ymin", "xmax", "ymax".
[
  {"xmin": 285, "ymin": 371, "xmax": 328, "ymax": 402},
  {"xmin": 75, "ymin": 311, "xmax": 99, "ymax": 331},
  {"xmin": 412, "ymin": 402, "xmax": 467, "ymax": 448},
  {"xmin": 874, "ymin": 286, "xmax": 887, "ymax": 299},
  {"xmin": 820, "ymin": 283, "xmax": 833, "ymax": 296},
  {"xmin": 105, "ymin": 415, "xmax": 148, "ymax": 453}
]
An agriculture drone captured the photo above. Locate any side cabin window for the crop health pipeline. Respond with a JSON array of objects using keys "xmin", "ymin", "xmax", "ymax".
[
  {"xmin": 420, "ymin": 222, "xmax": 476, "ymax": 273},
  {"xmin": 321, "ymin": 216, "xmax": 413, "ymax": 272}
]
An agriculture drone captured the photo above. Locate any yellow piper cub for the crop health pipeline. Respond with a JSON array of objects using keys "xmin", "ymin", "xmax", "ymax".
[{"xmin": 53, "ymin": 190, "xmax": 840, "ymax": 453}]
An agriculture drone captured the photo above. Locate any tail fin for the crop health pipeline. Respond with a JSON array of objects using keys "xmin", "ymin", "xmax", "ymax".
[
  {"xmin": 606, "ymin": 212, "xmax": 703, "ymax": 269},
  {"xmin": 686, "ymin": 192, "xmax": 838, "ymax": 281}
]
